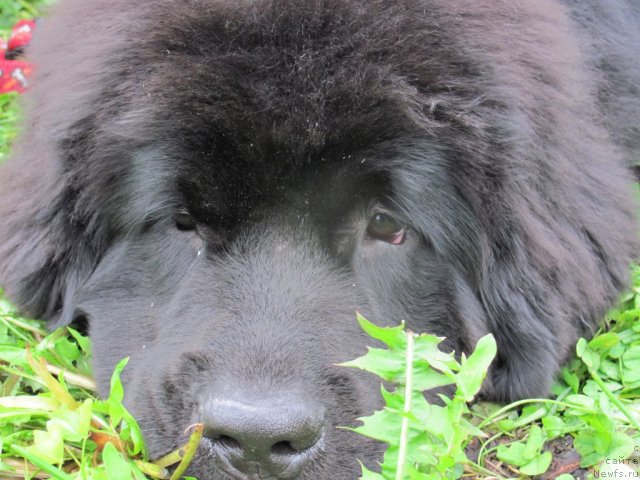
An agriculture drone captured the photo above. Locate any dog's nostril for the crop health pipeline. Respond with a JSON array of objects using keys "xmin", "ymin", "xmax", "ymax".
[
  {"xmin": 271, "ymin": 440, "xmax": 298, "ymax": 455},
  {"xmin": 201, "ymin": 392, "xmax": 324, "ymax": 478}
]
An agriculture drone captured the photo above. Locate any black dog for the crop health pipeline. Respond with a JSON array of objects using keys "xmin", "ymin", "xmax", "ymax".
[{"xmin": 0, "ymin": 0, "xmax": 638, "ymax": 478}]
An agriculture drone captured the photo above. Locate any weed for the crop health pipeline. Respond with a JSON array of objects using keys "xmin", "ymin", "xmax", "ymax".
[
  {"xmin": 344, "ymin": 273, "xmax": 640, "ymax": 479},
  {"xmin": 0, "ymin": 296, "xmax": 202, "ymax": 479},
  {"xmin": 341, "ymin": 314, "xmax": 497, "ymax": 479}
]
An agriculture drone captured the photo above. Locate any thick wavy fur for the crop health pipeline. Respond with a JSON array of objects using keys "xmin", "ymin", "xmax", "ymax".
[{"xmin": 0, "ymin": 0, "xmax": 638, "ymax": 477}]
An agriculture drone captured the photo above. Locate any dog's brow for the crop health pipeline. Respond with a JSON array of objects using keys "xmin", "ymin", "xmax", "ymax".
[{"xmin": 114, "ymin": 149, "xmax": 181, "ymax": 233}]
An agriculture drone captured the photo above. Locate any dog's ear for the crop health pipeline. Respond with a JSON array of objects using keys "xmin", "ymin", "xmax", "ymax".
[
  {"xmin": 0, "ymin": 138, "xmax": 108, "ymax": 325},
  {"xmin": 0, "ymin": 1, "xmax": 123, "ymax": 326},
  {"xmin": 471, "ymin": 177, "xmax": 637, "ymax": 402}
]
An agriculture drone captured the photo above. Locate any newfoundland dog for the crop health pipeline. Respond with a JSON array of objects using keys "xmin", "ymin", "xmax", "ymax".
[{"xmin": 0, "ymin": 0, "xmax": 638, "ymax": 478}]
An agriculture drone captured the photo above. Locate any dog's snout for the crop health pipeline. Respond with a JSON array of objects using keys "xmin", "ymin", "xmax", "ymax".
[{"xmin": 201, "ymin": 392, "xmax": 325, "ymax": 478}]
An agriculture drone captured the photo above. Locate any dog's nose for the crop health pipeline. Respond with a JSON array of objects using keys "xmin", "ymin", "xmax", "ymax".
[{"xmin": 201, "ymin": 392, "xmax": 325, "ymax": 478}]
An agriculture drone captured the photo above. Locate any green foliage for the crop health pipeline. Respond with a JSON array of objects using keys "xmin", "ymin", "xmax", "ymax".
[
  {"xmin": 496, "ymin": 426, "xmax": 552, "ymax": 476},
  {"xmin": 342, "ymin": 314, "xmax": 497, "ymax": 479},
  {"xmin": 345, "ymin": 270, "xmax": 640, "ymax": 480},
  {"xmin": 0, "ymin": 0, "xmax": 54, "ymax": 31},
  {"xmin": 0, "ymin": 296, "xmax": 202, "ymax": 479},
  {"xmin": 473, "ymin": 268, "xmax": 640, "ymax": 478},
  {"xmin": 0, "ymin": 92, "xmax": 21, "ymax": 162}
]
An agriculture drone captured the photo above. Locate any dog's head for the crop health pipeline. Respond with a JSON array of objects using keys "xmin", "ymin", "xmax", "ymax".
[{"xmin": 0, "ymin": 1, "xmax": 636, "ymax": 478}]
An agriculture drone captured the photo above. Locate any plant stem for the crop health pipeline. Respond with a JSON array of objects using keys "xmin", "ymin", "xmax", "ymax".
[
  {"xmin": 477, "ymin": 398, "xmax": 593, "ymax": 429},
  {"xmin": 26, "ymin": 346, "xmax": 77, "ymax": 410},
  {"xmin": 46, "ymin": 364, "xmax": 97, "ymax": 391},
  {"xmin": 466, "ymin": 460, "xmax": 510, "ymax": 479},
  {"xmin": 396, "ymin": 330, "xmax": 414, "ymax": 480},
  {"xmin": 586, "ymin": 365, "xmax": 640, "ymax": 431},
  {"xmin": 1, "ymin": 314, "xmax": 47, "ymax": 336},
  {"xmin": 9, "ymin": 444, "xmax": 74, "ymax": 480},
  {"xmin": 168, "ymin": 423, "xmax": 204, "ymax": 480}
]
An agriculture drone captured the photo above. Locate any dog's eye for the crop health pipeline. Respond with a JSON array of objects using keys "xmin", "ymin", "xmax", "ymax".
[
  {"xmin": 175, "ymin": 211, "xmax": 197, "ymax": 231},
  {"xmin": 366, "ymin": 212, "xmax": 406, "ymax": 244}
]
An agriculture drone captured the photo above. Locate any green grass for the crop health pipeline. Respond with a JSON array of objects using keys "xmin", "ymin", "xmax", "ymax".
[
  {"xmin": 0, "ymin": 2, "xmax": 639, "ymax": 478},
  {"xmin": 0, "ymin": 298, "xmax": 202, "ymax": 479},
  {"xmin": 0, "ymin": 0, "xmax": 52, "ymax": 31},
  {"xmin": 0, "ymin": 92, "xmax": 21, "ymax": 163}
]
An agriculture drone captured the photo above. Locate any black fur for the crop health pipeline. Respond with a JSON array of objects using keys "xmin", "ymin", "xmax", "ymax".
[{"xmin": 0, "ymin": 0, "xmax": 638, "ymax": 478}]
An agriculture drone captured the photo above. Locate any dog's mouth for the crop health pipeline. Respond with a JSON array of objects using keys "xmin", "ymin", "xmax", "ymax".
[
  {"xmin": 169, "ymin": 432, "xmax": 326, "ymax": 480},
  {"xmin": 198, "ymin": 434, "xmax": 326, "ymax": 480}
]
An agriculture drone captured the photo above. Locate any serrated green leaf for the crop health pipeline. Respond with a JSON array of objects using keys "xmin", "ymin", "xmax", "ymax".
[
  {"xmin": 412, "ymin": 336, "xmax": 456, "ymax": 373},
  {"xmin": 343, "ymin": 316, "xmax": 506, "ymax": 479},
  {"xmin": 422, "ymin": 403, "xmax": 454, "ymax": 441},
  {"xmin": 341, "ymin": 347, "xmax": 406, "ymax": 382},
  {"xmin": 407, "ymin": 464, "xmax": 437, "ymax": 480},
  {"xmin": 67, "ymin": 327, "xmax": 92, "ymax": 355},
  {"xmin": 357, "ymin": 313, "xmax": 407, "ymax": 350},
  {"xmin": 456, "ymin": 416, "xmax": 486, "ymax": 438},
  {"xmin": 411, "ymin": 367, "xmax": 455, "ymax": 392},
  {"xmin": 54, "ymin": 336, "xmax": 82, "ymax": 363},
  {"xmin": 456, "ymin": 334, "xmax": 496, "ymax": 401},
  {"xmin": 353, "ymin": 408, "xmax": 401, "ymax": 444}
]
